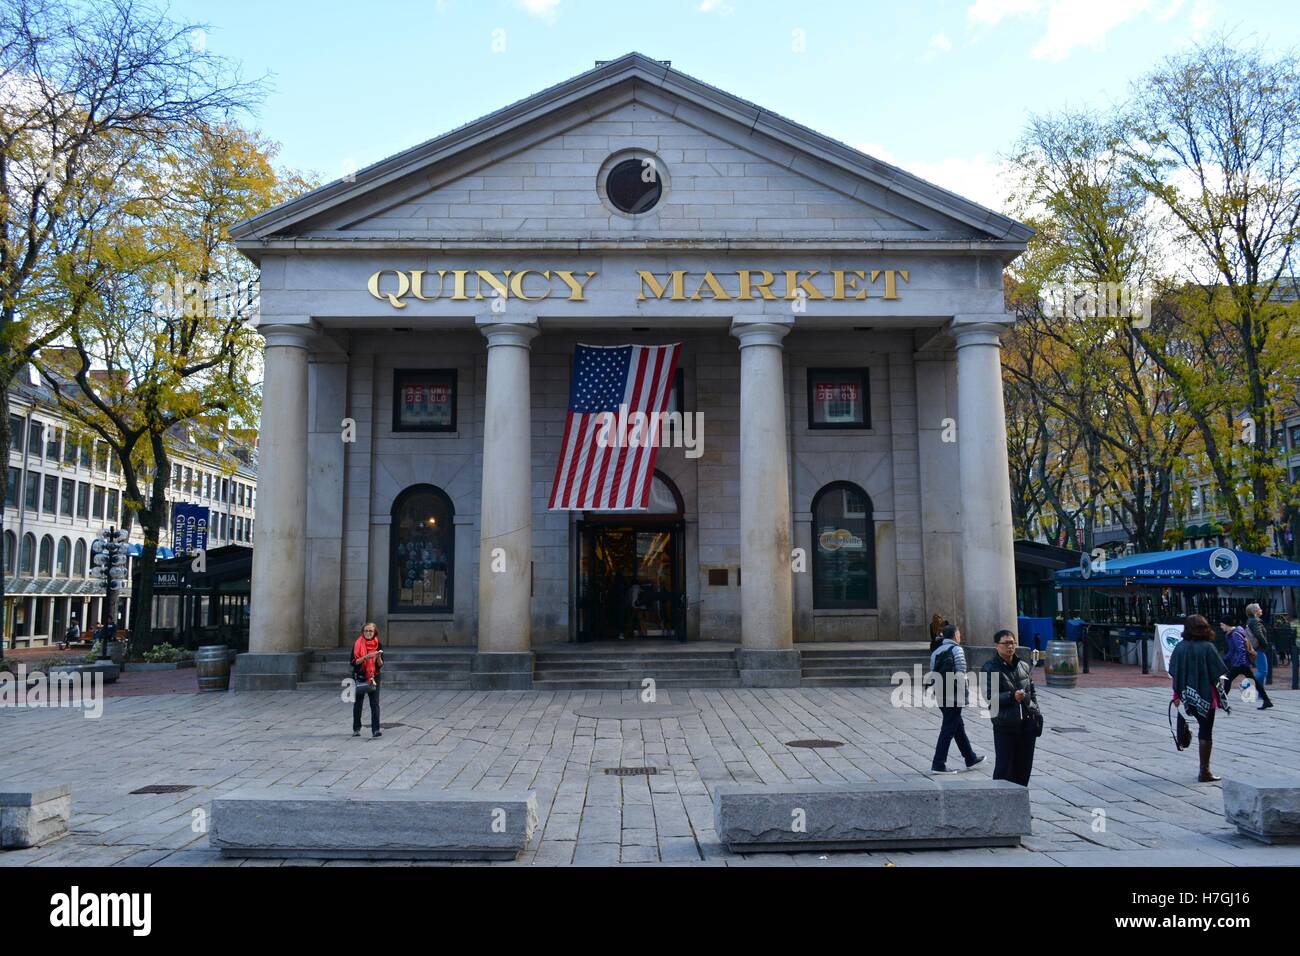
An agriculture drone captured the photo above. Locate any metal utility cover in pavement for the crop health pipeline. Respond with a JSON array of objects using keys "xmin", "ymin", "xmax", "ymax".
[
  {"xmin": 379, "ymin": 722, "xmax": 405, "ymax": 729},
  {"xmin": 1052, "ymin": 727, "xmax": 1088, "ymax": 734},
  {"xmin": 130, "ymin": 784, "xmax": 195, "ymax": 794},
  {"xmin": 604, "ymin": 767, "xmax": 659, "ymax": 776},
  {"xmin": 785, "ymin": 739, "xmax": 845, "ymax": 749}
]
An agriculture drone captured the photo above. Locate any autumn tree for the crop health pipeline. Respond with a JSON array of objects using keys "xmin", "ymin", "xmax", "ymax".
[
  {"xmin": 0, "ymin": 0, "xmax": 257, "ymax": 646},
  {"xmin": 1124, "ymin": 38, "xmax": 1300, "ymax": 552},
  {"xmin": 38, "ymin": 121, "xmax": 309, "ymax": 645}
]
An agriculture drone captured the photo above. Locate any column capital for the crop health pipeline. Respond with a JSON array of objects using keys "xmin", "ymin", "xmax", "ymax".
[
  {"xmin": 730, "ymin": 317, "xmax": 793, "ymax": 349},
  {"xmin": 949, "ymin": 317, "xmax": 1012, "ymax": 349},
  {"xmin": 257, "ymin": 323, "xmax": 317, "ymax": 350},
  {"xmin": 476, "ymin": 316, "xmax": 540, "ymax": 349}
]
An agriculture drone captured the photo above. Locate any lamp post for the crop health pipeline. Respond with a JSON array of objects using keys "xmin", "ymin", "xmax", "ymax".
[{"xmin": 90, "ymin": 527, "xmax": 129, "ymax": 661}]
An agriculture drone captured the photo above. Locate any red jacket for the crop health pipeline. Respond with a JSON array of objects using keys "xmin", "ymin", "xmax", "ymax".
[{"xmin": 352, "ymin": 635, "xmax": 382, "ymax": 683}]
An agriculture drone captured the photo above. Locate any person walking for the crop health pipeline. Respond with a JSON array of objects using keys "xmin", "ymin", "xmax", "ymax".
[
  {"xmin": 929, "ymin": 624, "xmax": 985, "ymax": 774},
  {"xmin": 1244, "ymin": 603, "xmax": 1274, "ymax": 696},
  {"xmin": 981, "ymin": 629, "xmax": 1040, "ymax": 786},
  {"xmin": 1221, "ymin": 617, "xmax": 1273, "ymax": 710},
  {"xmin": 351, "ymin": 622, "xmax": 384, "ymax": 738},
  {"xmin": 1170, "ymin": 614, "xmax": 1229, "ymax": 783}
]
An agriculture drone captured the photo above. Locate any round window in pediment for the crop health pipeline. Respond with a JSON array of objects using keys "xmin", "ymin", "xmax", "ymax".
[{"xmin": 605, "ymin": 157, "xmax": 662, "ymax": 214}]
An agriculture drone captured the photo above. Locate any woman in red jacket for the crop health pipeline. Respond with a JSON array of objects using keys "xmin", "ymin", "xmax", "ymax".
[{"xmin": 352, "ymin": 622, "xmax": 384, "ymax": 738}]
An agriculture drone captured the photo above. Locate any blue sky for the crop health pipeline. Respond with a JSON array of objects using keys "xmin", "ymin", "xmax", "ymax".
[{"xmin": 171, "ymin": 0, "xmax": 1296, "ymax": 211}]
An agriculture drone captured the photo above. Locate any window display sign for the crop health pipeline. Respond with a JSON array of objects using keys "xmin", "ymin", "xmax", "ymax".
[
  {"xmin": 808, "ymin": 368, "xmax": 869, "ymax": 428},
  {"xmin": 393, "ymin": 369, "xmax": 457, "ymax": 432}
]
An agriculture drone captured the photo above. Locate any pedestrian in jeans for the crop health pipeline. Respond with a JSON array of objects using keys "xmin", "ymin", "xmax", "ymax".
[
  {"xmin": 351, "ymin": 622, "xmax": 384, "ymax": 737},
  {"xmin": 929, "ymin": 624, "xmax": 985, "ymax": 774},
  {"xmin": 981, "ymin": 629, "xmax": 1040, "ymax": 786},
  {"xmin": 1244, "ymin": 603, "xmax": 1273, "ymax": 692},
  {"xmin": 1220, "ymin": 618, "xmax": 1273, "ymax": 710},
  {"xmin": 1170, "ymin": 614, "xmax": 1229, "ymax": 782}
]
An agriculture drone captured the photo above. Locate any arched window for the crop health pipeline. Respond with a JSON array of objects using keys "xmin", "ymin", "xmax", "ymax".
[
  {"xmin": 56, "ymin": 537, "xmax": 70, "ymax": 576},
  {"xmin": 390, "ymin": 485, "xmax": 454, "ymax": 613},
  {"xmin": 811, "ymin": 482, "xmax": 876, "ymax": 609},
  {"xmin": 20, "ymin": 533, "xmax": 35, "ymax": 574},
  {"xmin": 38, "ymin": 535, "xmax": 53, "ymax": 576},
  {"xmin": 3, "ymin": 530, "xmax": 14, "ymax": 571},
  {"xmin": 73, "ymin": 539, "xmax": 87, "ymax": 577}
]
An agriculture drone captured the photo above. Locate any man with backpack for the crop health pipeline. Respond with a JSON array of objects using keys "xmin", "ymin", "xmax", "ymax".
[
  {"xmin": 1221, "ymin": 617, "xmax": 1273, "ymax": 710},
  {"xmin": 929, "ymin": 624, "xmax": 986, "ymax": 774}
]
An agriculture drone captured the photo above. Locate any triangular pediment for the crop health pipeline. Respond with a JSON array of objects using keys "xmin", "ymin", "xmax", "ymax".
[{"xmin": 233, "ymin": 54, "xmax": 1030, "ymax": 249}]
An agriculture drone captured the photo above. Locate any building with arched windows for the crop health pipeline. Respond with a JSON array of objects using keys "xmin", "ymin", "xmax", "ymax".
[
  {"xmin": 4, "ymin": 365, "xmax": 260, "ymax": 649},
  {"xmin": 232, "ymin": 54, "xmax": 1028, "ymax": 689}
]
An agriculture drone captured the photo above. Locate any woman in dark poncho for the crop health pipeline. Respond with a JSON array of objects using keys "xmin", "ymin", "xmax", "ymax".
[{"xmin": 1169, "ymin": 614, "xmax": 1229, "ymax": 783}]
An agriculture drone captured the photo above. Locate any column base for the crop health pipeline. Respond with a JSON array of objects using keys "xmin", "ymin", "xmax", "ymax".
[
  {"xmin": 232, "ymin": 653, "xmax": 309, "ymax": 692},
  {"xmin": 471, "ymin": 652, "xmax": 534, "ymax": 690},
  {"xmin": 737, "ymin": 648, "xmax": 802, "ymax": 688}
]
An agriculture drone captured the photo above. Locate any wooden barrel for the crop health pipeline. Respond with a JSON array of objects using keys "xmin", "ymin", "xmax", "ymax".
[
  {"xmin": 1044, "ymin": 640, "xmax": 1080, "ymax": 688},
  {"xmin": 195, "ymin": 645, "xmax": 231, "ymax": 692}
]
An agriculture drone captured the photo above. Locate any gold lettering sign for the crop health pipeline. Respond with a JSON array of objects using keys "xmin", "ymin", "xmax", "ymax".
[{"xmin": 367, "ymin": 267, "xmax": 910, "ymax": 308}]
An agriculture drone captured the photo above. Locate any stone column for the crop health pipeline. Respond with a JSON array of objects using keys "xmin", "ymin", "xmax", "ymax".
[
  {"xmin": 953, "ymin": 319, "xmax": 1018, "ymax": 653},
  {"xmin": 234, "ymin": 323, "xmax": 313, "ymax": 691},
  {"xmin": 731, "ymin": 317, "xmax": 800, "ymax": 687},
  {"xmin": 472, "ymin": 316, "xmax": 538, "ymax": 690}
]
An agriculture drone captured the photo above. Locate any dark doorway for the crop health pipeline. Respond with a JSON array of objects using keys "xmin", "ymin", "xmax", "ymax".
[{"xmin": 577, "ymin": 522, "xmax": 685, "ymax": 641}]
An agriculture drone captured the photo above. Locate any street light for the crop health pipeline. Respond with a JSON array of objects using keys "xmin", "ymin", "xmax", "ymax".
[{"xmin": 88, "ymin": 527, "xmax": 129, "ymax": 662}]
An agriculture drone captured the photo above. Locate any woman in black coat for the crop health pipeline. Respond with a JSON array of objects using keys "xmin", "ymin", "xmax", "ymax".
[
  {"xmin": 1169, "ymin": 614, "xmax": 1229, "ymax": 783},
  {"xmin": 980, "ymin": 629, "xmax": 1040, "ymax": 786}
]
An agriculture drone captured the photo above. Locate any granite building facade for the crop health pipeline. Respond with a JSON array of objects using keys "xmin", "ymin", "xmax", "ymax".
[{"xmin": 231, "ymin": 54, "xmax": 1030, "ymax": 689}]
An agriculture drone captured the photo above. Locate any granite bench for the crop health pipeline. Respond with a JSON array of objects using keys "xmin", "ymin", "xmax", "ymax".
[
  {"xmin": 209, "ymin": 786, "xmax": 538, "ymax": 860},
  {"xmin": 1224, "ymin": 777, "xmax": 1300, "ymax": 844},
  {"xmin": 714, "ymin": 779, "xmax": 1031, "ymax": 852},
  {"xmin": 0, "ymin": 783, "xmax": 71, "ymax": 849}
]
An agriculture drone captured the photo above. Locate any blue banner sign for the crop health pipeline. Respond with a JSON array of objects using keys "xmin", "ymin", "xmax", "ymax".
[{"xmin": 173, "ymin": 503, "xmax": 209, "ymax": 555}]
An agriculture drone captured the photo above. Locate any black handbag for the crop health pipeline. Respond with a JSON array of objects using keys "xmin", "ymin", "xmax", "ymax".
[
  {"xmin": 1017, "ymin": 661, "xmax": 1044, "ymax": 736},
  {"xmin": 1168, "ymin": 700, "xmax": 1192, "ymax": 751}
]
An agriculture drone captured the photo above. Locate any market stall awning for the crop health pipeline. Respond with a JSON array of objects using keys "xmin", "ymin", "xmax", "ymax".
[{"xmin": 1055, "ymin": 547, "xmax": 1300, "ymax": 588}]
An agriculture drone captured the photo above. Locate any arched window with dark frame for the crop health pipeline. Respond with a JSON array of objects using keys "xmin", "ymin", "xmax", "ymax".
[
  {"xmin": 20, "ymin": 533, "xmax": 35, "ymax": 574},
  {"xmin": 73, "ymin": 539, "xmax": 87, "ymax": 577},
  {"xmin": 389, "ymin": 484, "xmax": 454, "ymax": 613},
  {"xmin": 56, "ymin": 537, "xmax": 70, "ymax": 577},
  {"xmin": 38, "ymin": 535, "xmax": 53, "ymax": 576},
  {"xmin": 811, "ymin": 481, "xmax": 876, "ymax": 609},
  {"xmin": 3, "ymin": 530, "xmax": 14, "ymax": 571}
]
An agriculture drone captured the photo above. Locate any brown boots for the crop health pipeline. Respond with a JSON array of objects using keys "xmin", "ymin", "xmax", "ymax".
[{"xmin": 1198, "ymin": 739, "xmax": 1221, "ymax": 783}]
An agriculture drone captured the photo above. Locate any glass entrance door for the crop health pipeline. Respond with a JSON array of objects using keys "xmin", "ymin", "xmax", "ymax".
[{"xmin": 576, "ymin": 523, "xmax": 683, "ymax": 641}]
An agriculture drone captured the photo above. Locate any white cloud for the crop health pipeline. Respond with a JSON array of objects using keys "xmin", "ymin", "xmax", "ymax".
[
  {"xmin": 855, "ymin": 143, "xmax": 1019, "ymax": 214},
  {"xmin": 929, "ymin": 33, "xmax": 954, "ymax": 52},
  {"xmin": 967, "ymin": 0, "xmax": 1042, "ymax": 26},
  {"xmin": 969, "ymin": 0, "xmax": 1213, "ymax": 61},
  {"xmin": 516, "ymin": 0, "xmax": 560, "ymax": 23},
  {"xmin": 1031, "ymin": 0, "xmax": 1151, "ymax": 62}
]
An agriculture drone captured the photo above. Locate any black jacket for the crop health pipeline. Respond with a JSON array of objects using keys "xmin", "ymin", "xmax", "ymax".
[{"xmin": 980, "ymin": 654, "xmax": 1039, "ymax": 730}]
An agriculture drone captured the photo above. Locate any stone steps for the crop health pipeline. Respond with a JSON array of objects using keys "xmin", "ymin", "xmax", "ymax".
[{"xmin": 532, "ymin": 648, "xmax": 739, "ymax": 690}]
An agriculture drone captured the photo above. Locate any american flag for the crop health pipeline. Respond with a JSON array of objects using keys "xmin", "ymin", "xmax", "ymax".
[{"xmin": 549, "ymin": 343, "xmax": 681, "ymax": 510}]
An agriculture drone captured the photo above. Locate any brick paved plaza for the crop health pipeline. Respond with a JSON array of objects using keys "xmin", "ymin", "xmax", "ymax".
[{"xmin": 3, "ymin": 682, "xmax": 1299, "ymax": 867}]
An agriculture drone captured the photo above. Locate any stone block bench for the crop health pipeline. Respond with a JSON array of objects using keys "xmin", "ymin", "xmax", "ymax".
[
  {"xmin": 714, "ymin": 779, "xmax": 1030, "ymax": 852},
  {"xmin": 1224, "ymin": 777, "xmax": 1300, "ymax": 844},
  {"xmin": 0, "ymin": 783, "xmax": 71, "ymax": 849},
  {"xmin": 210, "ymin": 786, "xmax": 537, "ymax": 860}
]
